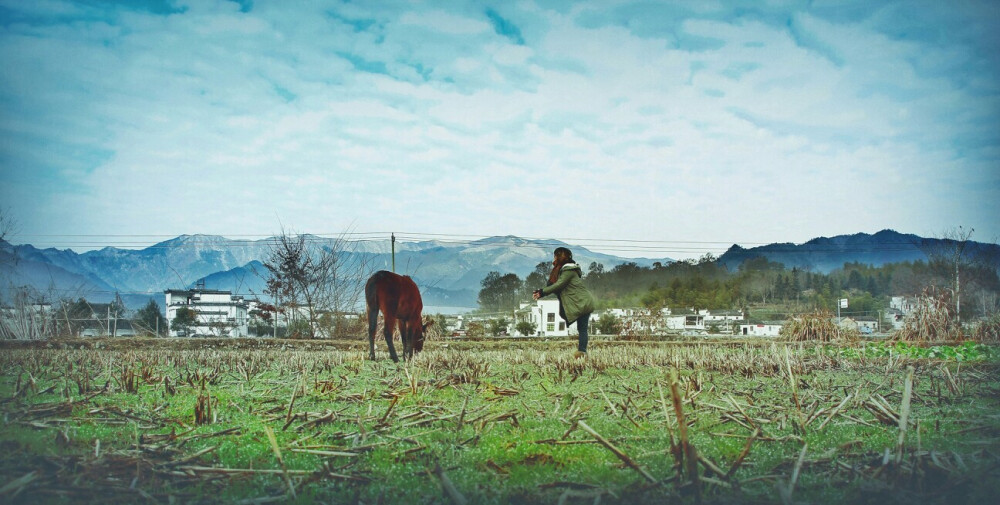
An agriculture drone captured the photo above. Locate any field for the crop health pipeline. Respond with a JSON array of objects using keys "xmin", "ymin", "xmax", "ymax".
[{"xmin": 1, "ymin": 337, "xmax": 998, "ymax": 504}]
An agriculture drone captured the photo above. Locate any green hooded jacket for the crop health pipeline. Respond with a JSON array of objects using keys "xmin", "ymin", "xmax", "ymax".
[{"xmin": 539, "ymin": 262, "xmax": 596, "ymax": 323}]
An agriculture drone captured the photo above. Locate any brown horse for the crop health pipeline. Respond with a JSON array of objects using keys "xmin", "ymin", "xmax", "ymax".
[{"xmin": 365, "ymin": 270, "xmax": 431, "ymax": 362}]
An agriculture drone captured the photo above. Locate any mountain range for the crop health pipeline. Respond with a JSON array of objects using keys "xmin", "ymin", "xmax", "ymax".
[
  {"xmin": 716, "ymin": 229, "xmax": 999, "ymax": 273},
  {"xmin": 0, "ymin": 234, "xmax": 669, "ymax": 309},
  {"xmin": 1, "ymin": 229, "xmax": 996, "ymax": 310}
]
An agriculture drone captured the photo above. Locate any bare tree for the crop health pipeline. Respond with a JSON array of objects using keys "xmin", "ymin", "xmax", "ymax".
[
  {"xmin": 262, "ymin": 229, "xmax": 372, "ymax": 338},
  {"xmin": 0, "ymin": 286, "xmax": 55, "ymax": 340},
  {"xmin": 946, "ymin": 227, "xmax": 974, "ymax": 326},
  {"xmin": 0, "ymin": 207, "xmax": 16, "ymax": 244},
  {"xmin": 922, "ymin": 226, "xmax": 986, "ymax": 325}
]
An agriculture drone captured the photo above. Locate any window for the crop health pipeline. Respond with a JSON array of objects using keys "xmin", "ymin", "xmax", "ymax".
[
  {"xmin": 547, "ymin": 313, "xmax": 555, "ymax": 323},
  {"xmin": 546, "ymin": 324, "xmax": 555, "ymax": 331},
  {"xmin": 559, "ymin": 323, "xmax": 565, "ymax": 331}
]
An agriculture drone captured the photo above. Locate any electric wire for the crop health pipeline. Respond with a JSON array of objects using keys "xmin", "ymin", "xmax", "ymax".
[{"xmin": 8, "ymin": 230, "xmax": 940, "ymax": 257}]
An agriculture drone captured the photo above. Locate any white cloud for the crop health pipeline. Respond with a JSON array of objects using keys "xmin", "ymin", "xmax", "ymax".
[{"xmin": 1, "ymin": 0, "xmax": 997, "ymax": 256}]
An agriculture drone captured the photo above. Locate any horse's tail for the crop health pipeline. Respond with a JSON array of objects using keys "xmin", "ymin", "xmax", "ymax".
[{"xmin": 365, "ymin": 271, "xmax": 383, "ymax": 311}]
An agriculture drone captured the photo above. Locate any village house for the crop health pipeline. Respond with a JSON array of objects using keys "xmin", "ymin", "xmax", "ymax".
[
  {"xmin": 739, "ymin": 322, "xmax": 784, "ymax": 337},
  {"xmin": 75, "ymin": 302, "xmax": 138, "ymax": 337},
  {"xmin": 516, "ymin": 299, "xmax": 570, "ymax": 337},
  {"xmin": 662, "ymin": 308, "xmax": 703, "ymax": 332},
  {"xmin": 839, "ymin": 316, "xmax": 880, "ymax": 334},
  {"xmin": 890, "ymin": 296, "xmax": 919, "ymax": 316},
  {"xmin": 164, "ymin": 286, "xmax": 248, "ymax": 337},
  {"xmin": 513, "ymin": 302, "xmax": 746, "ymax": 337}
]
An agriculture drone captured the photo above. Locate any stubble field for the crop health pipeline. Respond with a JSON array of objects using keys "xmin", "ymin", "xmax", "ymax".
[{"xmin": 1, "ymin": 337, "xmax": 998, "ymax": 504}]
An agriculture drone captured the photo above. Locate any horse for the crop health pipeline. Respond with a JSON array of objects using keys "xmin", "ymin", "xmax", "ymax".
[{"xmin": 365, "ymin": 270, "xmax": 432, "ymax": 362}]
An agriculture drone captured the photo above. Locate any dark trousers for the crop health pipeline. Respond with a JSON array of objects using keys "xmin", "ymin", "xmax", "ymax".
[{"xmin": 574, "ymin": 314, "xmax": 590, "ymax": 352}]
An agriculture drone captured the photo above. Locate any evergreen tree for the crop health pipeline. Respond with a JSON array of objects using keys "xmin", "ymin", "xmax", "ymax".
[
  {"xmin": 171, "ymin": 307, "xmax": 198, "ymax": 337},
  {"xmin": 133, "ymin": 300, "xmax": 166, "ymax": 336}
]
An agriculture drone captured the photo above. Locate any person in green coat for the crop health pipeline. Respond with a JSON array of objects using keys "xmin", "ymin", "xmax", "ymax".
[{"xmin": 533, "ymin": 247, "xmax": 596, "ymax": 358}]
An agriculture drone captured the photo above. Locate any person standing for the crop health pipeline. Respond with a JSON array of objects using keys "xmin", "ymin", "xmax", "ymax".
[{"xmin": 533, "ymin": 247, "xmax": 596, "ymax": 358}]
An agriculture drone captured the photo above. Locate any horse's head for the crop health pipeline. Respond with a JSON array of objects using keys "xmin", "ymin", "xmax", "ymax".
[{"xmin": 412, "ymin": 318, "xmax": 434, "ymax": 353}]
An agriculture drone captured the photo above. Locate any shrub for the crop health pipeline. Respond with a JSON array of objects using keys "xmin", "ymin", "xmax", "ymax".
[{"xmin": 595, "ymin": 313, "xmax": 623, "ymax": 336}]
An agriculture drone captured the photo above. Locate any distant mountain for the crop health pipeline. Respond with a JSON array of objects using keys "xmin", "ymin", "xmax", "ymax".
[
  {"xmin": 0, "ymin": 234, "xmax": 670, "ymax": 309},
  {"xmin": 717, "ymin": 229, "xmax": 1000, "ymax": 273},
  {"xmin": 9, "ymin": 229, "xmax": 992, "ymax": 310}
]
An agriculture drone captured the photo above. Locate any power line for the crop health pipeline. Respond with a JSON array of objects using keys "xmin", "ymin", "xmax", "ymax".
[{"xmin": 8, "ymin": 230, "xmax": 939, "ymax": 258}]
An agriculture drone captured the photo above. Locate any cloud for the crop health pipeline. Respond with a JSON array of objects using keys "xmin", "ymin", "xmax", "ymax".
[
  {"xmin": 485, "ymin": 8, "xmax": 525, "ymax": 45},
  {"xmin": 0, "ymin": 0, "xmax": 998, "ymax": 256}
]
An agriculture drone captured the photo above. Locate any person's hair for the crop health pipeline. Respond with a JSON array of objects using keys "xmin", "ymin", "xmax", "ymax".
[{"xmin": 549, "ymin": 247, "xmax": 574, "ymax": 284}]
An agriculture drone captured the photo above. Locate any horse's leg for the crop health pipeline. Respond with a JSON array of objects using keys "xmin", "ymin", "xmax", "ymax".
[
  {"xmin": 399, "ymin": 320, "xmax": 410, "ymax": 360},
  {"xmin": 367, "ymin": 308, "xmax": 379, "ymax": 360},
  {"xmin": 383, "ymin": 315, "xmax": 399, "ymax": 363}
]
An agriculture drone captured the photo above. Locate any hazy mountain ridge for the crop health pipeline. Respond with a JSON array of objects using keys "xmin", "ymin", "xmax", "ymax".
[
  {"xmin": 717, "ymin": 229, "xmax": 999, "ymax": 273},
  {"xmin": 4, "ymin": 230, "xmax": 996, "ymax": 309},
  {"xmin": 0, "ymin": 235, "xmax": 670, "ymax": 308}
]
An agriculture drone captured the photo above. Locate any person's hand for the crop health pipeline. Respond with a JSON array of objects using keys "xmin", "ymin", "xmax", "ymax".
[{"xmin": 532, "ymin": 290, "xmax": 541, "ymax": 300}]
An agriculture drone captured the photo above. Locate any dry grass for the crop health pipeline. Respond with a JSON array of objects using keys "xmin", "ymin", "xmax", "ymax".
[
  {"xmin": 1, "ymin": 339, "xmax": 998, "ymax": 504},
  {"xmin": 892, "ymin": 288, "xmax": 963, "ymax": 342},
  {"xmin": 779, "ymin": 310, "xmax": 858, "ymax": 342},
  {"xmin": 972, "ymin": 313, "xmax": 1000, "ymax": 343}
]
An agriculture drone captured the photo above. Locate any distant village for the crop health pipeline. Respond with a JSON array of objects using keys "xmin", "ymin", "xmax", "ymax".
[
  {"xmin": 74, "ymin": 286, "xmax": 914, "ymax": 339},
  {"xmin": 0, "ymin": 280, "xmax": 925, "ymax": 340}
]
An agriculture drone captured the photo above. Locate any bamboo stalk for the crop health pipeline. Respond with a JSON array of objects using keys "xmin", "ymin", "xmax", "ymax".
[
  {"xmin": 179, "ymin": 466, "xmax": 314, "ymax": 475},
  {"xmin": 697, "ymin": 453, "xmax": 726, "ymax": 478},
  {"xmin": 725, "ymin": 428, "xmax": 759, "ymax": 479},
  {"xmin": 784, "ymin": 348, "xmax": 806, "ymax": 434},
  {"xmin": 599, "ymin": 388, "xmax": 619, "ymax": 417},
  {"xmin": 577, "ymin": 420, "xmax": 657, "ymax": 484},
  {"xmin": 816, "ymin": 394, "xmax": 852, "ymax": 431},
  {"xmin": 670, "ymin": 369, "xmax": 700, "ymax": 500},
  {"xmin": 379, "ymin": 396, "xmax": 399, "ymax": 425},
  {"xmin": 456, "ymin": 396, "xmax": 469, "ymax": 430},
  {"xmin": 0, "ymin": 471, "xmax": 39, "ymax": 498},
  {"xmin": 433, "ymin": 463, "xmax": 468, "ymax": 505},
  {"xmin": 283, "ymin": 387, "xmax": 297, "ymax": 430},
  {"xmin": 162, "ymin": 445, "xmax": 218, "ymax": 468},
  {"xmin": 725, "ymin": 394, "xmax": 758, "ymax": 430},
  {"xmin": 896, "ymin": 366, "xmax": 915, "ymax": 465},
  {"xmin": 656, "ymin": 381, "xmax": 677, "ymax": 453},
  {"xmin": 264, "ymin": 425, "xmax": 296, "ymax": 499},
  {"xmin": 288, "ymin": 449, "xmax": 358, "ymax": 457},
  {"xmin": 784, "ymin": 443, "xmax": 808, "ymax": 505}
]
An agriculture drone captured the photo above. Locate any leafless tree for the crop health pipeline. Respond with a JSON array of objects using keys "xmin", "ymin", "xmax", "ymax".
[
  {"xmin": 0, "ymin": 286, "xmax": 55, "ymax": 340},
  {"xmin": 922, "ymin": 226, "xmax": 994, "ymax": 325},
  {"xmin": 261, "ymin": 228, "xmax": 373, "ymax": 338},
  {"xmin": 0, "ymin": 207, "xmax": 16, "ymax": 244}
]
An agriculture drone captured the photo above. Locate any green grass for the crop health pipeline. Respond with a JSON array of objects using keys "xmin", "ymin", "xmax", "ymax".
[{"xmin": 1, "ymin": 339, "xmax": 998, "ymax": 504}]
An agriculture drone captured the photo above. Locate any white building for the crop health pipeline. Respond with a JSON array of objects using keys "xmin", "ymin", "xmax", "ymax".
[
  {"xmin": 890, "ymin": 296, "xmax": 918, "ymax": 316},
  {"xmin": 704, "ymin": 310, "xmax": 745, "ymax": 324},
  {"xmin": 165, "ymin": 288, "xmax": 248, "ymax": 337},
  {"xmin": 517, "ymin": 299, "xmax": 570, "ymax": 337},
  {"xmin": 739, "ymin": 323, "xmax": 783, "ymax": 337},
  {"xmin": 663, "ymin": 310, "xmax": 704, "ymax": 331}
]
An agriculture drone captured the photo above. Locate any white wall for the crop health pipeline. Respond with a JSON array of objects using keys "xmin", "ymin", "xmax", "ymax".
[
  {"xmin": 165, "ymin": 289, "xmax": 248, "ymax": 337},
  {"xmin": 739, "ymin": 324, "xmax": 782, "ymax": 337}
]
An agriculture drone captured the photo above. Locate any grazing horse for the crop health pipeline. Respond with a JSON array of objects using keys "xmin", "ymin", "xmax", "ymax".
[{"xmin": 365, "ymin": 270, "xmax": 431, "ymax": 362}]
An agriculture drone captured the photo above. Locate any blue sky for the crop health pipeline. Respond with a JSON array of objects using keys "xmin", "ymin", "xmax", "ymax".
[{"xmin": 1, "ymin": 0, "xmax": 998, "ymax": 259}]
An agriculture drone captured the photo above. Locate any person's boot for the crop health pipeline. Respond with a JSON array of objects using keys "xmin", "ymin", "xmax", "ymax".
[{"xmin": 574, "ymin": 351, "xmax": 587, "ymax": 359}]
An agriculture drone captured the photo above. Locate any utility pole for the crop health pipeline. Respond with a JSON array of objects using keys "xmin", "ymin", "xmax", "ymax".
[
  {"xmin": 391, "ymin": 233, "xmax": 396, "ymax": 273},
  {"xmin": 952, "ymin": 226, "xmax": 973, "ymax": 328}
]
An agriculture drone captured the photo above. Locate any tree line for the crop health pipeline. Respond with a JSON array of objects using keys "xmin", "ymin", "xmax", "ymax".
[{"xmin": 478, "ymin": 252, "xmax": 1000, "ymax": 321}]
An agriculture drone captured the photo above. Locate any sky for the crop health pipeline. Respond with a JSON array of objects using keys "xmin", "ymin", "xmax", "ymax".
[{"xmin": 1, "ymin": 0, "xmax": 998, "ymax": 260}]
